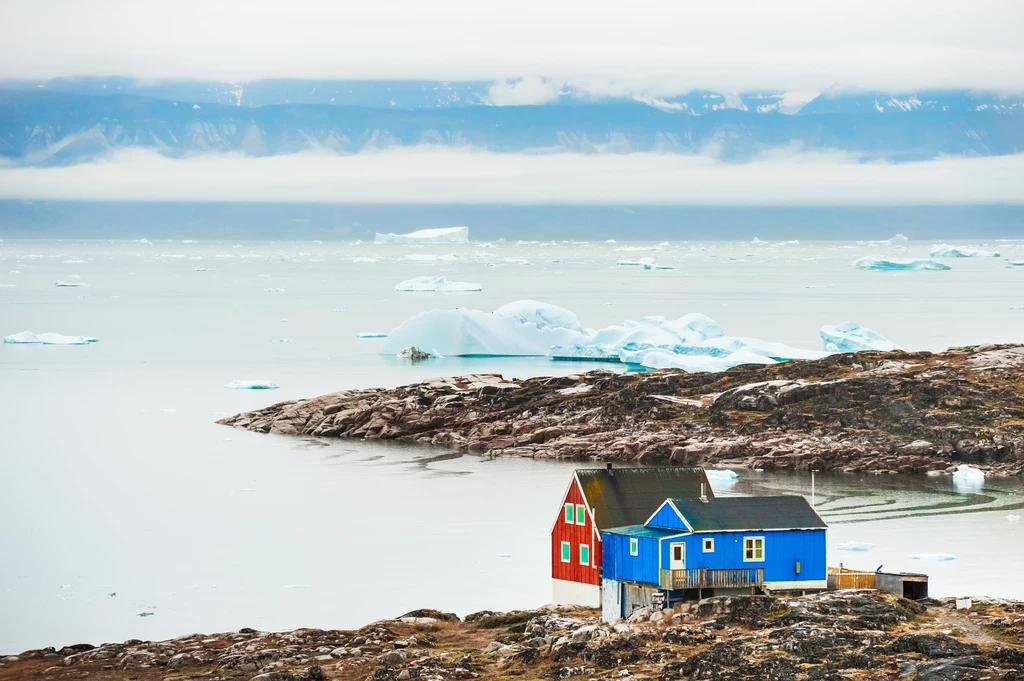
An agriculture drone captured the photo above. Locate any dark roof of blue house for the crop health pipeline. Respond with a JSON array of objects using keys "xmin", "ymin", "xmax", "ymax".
[
  {"xmin": 601, "ymin": 524, "xmax": 684, "ymax": 539},
  {"xmin": 576, "ymin": 466, "xmax": 714, "ymax": 531},
  {"xmin": 666, "ymin": 496, "xmax": 827, "ymax": 532}
]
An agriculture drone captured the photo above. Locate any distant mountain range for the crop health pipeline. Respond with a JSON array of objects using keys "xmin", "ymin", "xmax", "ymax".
[{"xmin": 0, "ymin": 78, "xmax": 1021, "ymax": 166}]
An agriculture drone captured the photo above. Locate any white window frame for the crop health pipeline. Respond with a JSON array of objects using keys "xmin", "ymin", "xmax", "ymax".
[
  {"xmin": 703, "ymin": 537, "xmax": 715, "ymax": 553},
  {"xmin": 564, "ymin": 503, "xmax": 574, "ymax": 525},
  {"xmin": 629, "ymin": 537, "xmax": 639, "ymax": 556},
  {"xmin": 743, "ymin": 536, "xmax": 765, "ymax": 562},
  {"xmin": 560, "ymin": 541, "xmax": 571, "ymax": 563},
  {"xmin": 580, "ymin": 543, "xmax": 590, "ymax": 566},
  {"xmin": 575, "ymin": 504, "xmax": 586, "ymax": 526}
]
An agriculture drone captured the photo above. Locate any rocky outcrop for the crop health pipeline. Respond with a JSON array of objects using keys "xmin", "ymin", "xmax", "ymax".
[
  {"xmin": 219, "ymin": 345, "xmax": 1024, "ymax": 475},
  {"xmin": 3, "ymin": 593, "xmax": 1023, "ymax": 681}
]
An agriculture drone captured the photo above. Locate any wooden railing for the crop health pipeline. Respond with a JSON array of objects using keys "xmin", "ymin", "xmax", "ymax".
[
  {"xmin": 659, "ymin": 567, "xmax": 764, "ymax": 590},
  {"xmin": 827, "ymin": 567, "xmax": 876, "ymax": 590}
]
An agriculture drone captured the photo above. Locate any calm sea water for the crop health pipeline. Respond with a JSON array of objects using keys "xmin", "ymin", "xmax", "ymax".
[{"xmin": 1, "ymin": 237, "xmax": 1023, "ymax": 654}]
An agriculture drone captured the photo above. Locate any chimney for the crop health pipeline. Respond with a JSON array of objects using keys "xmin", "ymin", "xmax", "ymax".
[
  {"xmin": 700, "ymin": 483, "xmax": 709, "ymax": 503},
  {"xmin": 606, "ymin": 462, "xmax": 613, "ymax": 475}
]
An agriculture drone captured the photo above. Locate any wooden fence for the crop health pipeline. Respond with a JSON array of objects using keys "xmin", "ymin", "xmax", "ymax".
[
  {"xmin": 659, "ymin": 567, "xmax": 764, "ymax": 591},
  {"xmin": 827, "ymin": 567, "xmax": 876, "ymax": 590}
]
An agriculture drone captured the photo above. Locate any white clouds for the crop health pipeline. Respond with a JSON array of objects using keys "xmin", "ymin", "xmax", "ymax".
[
  {"xmin": 2, "ymin": 1, "xmax": 1024, "ymax": 93},
  {"xmin": 2, "ymin": 147, "xmax": 1022, "ymax": 205},
  {"xmin": 485, "ymin": 78, "xmax": 565, "ymax": 106}
]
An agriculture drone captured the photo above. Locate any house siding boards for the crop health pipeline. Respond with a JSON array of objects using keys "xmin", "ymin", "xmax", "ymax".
[
  {"xmin": 551, "ymin": 476, "xmax": 601, "ymax": 587},
  {"xmin": 655, "ymin": 529, "xmax": 826, "ymax": 583},
  {"xmin": 648, "ymin": 502, "xmax": 688, "ymax": 531},
  {"xmin": 602, "ymin": 531, "xmax": 664, "ymax": 586}
]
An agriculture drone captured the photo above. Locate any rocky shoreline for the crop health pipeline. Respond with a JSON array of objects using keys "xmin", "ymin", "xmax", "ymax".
[
  {"xmin": 220, "ymin": 345, "xmax": 1024, "ymax": 475},
  {"xmin": 3, "ymin": 592, "xmax": 1023, "ymax": 680}
]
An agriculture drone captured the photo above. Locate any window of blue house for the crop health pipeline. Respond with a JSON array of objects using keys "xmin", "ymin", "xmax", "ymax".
[
  {"xmin": 580, "ymin": 544, "xmax": 590, "ymax": 565},
  {"xmin": 560, "ymin": 541, "xmax": 571, "ymax": 563},
  {"xmin": 703, "ymin": 538, "xmax": 715, "ymax": 553},
  {"xmin": 564, "ymin": 503, "xmax": 574, "ymax": 524},
  {"xmin": 629, "ymin": 537, "xmax": 639, "ymax": 556},
  {"xmin": 743, "ymin": 536, "xmax": 765, "ymax": 562},
  {"xmin": 575, "ymin": 504, "xmax": 586, "ymax": 525}
]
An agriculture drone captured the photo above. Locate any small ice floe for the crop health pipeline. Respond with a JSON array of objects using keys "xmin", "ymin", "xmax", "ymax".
[
  {"xmin": 852, "ymin": 257, "xmax": 950, "ymax": 271},
  {"xmin": 805, "ymin": 284, "xmax": 836, "ymax": 289},
  {"xmin": 952, "ymin": 464, "xmax": 985, "ymax": 493},
  {"xmin": 222, "ymin": 438, "xmax": 233, "ymax": 442},
  {"xmin": 395, "ymin": 276, "xmax": 482, "ymax": 292},
  {"xmin": 333, "ymin": 308, "xmax": 346, "ymax": 312},
  {"xmin": 62, "ymin": 259, "xmax": 87, "ymax": 264},
  {"xmin": 282, "ymin": 584, "xmax": 313, "ymax": 589},
  {"xmin": 278, "ymin": 318, "xmax": 289, "ymax": 322},
  {"xmin": 908, "ymin": 553, "xmax": 957, "ymax": 562},
  {"xmin": 265, "ymin": 287, "xmax": 286, "ymax": 293},
  {"xmin": 1011, "ymin": 306, "xmax": 1024, "ymax": 311},
  {"xmin": 4, "ymin": 331, "xmax": 98, "ymax": 345},
  {"xmin": 137, "ymin": 612, "xmax": 155, "ymax": 617},
  {"xmin": 820, "ymin": 321, "xmax": 900, "ymax": 353},
  {"xmin": 357, "ymin": 332, "xmax": 388, "ymax": 338},
  {"xmin": 397, "ymin": 346, "xmax": 438, "ymax": 362},
  {"xmin": 495, "ymin": 553, "xmax": 513, "ymax": 559},
  {"xmin": 55, "ymin": 280, "xmax": 89, "ymax": 287},
  {"xmin": 1006, "ymin": 514, "xmax": 1021, "ymax": 521},
  {"xmin": 193, "ymin": 267, "xmax": 211, "ymax": 272},
  {"xmin": 704, "ymin": 469, "xmax": 739, "ymax": 483},
  {"xmin": 929, "ymin": 244, "xmax": 999, "ymax": 258},
  {"xmin": 1007, "ymin": 260, "xmax": 1024, "ymax": 267},
  {"xmin": 271, "ymin": 338, "xmax": 292, "ymax": 343},
  {"xmin": 352, "ymin": 257, "xmax": 378, "ymax": 264},
  {"xmin": 224, "ymin": 380, "xmax": 280, "ymax": 390},
  {"xmin": 836, "ymin": 541, "xmax": 875, "ymax": 552},
  {"xmin": 108, "ymin": 592, "xmax": 116, "ymax": 597}
]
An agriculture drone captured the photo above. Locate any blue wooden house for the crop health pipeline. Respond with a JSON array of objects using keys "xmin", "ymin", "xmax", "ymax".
[{"xmin": 600, "ymin": 493, "xmax": 827, "ymax": 622}]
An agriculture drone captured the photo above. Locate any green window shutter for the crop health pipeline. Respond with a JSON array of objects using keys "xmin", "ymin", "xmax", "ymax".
[
  {"xmin": 564, "ymin": 503, "xmax": 573, "ymax": 524},
  {"xmin": 575, "ymin": 504, "xmax": 586, "ymax": 525}
]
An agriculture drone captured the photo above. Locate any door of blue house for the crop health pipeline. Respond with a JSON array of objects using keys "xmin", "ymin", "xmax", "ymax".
[{"xmin": 670, "ymin": 542, "xmax": 686, "ymax": 570}]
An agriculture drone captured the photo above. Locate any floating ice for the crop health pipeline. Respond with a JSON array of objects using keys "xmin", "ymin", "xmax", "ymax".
[
  {"xmin": 836, "ymin": 541, "xmax": 875, "ymax": 552},
  {"xmin": 852, "ymin": 257, "xmax": 950, "ymax": 271},
  {"xmin": 1008, "ymin": 261, "xmax": 1024, "ymax": 267},
  {"xmin": 357, "ymin": 332, "xmax": 389, "ymax": 338},
  {"xmin": 55, "ymin": 280, "xmax": 89, "ymax": 287},
  {"xmin": 193, "ymin": 267, "xmax": 210, "ymax": 272},
  {"xmin": 352, "ymin": 257, "xmax": 378, "ymax": 264},
  {"xmin": 63, "ymin": 259, "xmax": 87, "ymax": 264},
  {"xmin": 953, "ymin": 464, "xmax": 985, "ymax": 481},
  {"xmin": 381, "ymin": 301, "xmax": 828, "ymax": 372},
  {"xmin": 819, "ymin": 321, "xmax": 900, "ymax": 353},
  {"xmin": 1006, "ymin": 514, "xmax": 1021, "ymax": 521},
  {"xmin": 374, "ymin": 226, "xmax": 469, "ymax": 245},
  {"xmin": 908, "ymin": 553, "xmax": 956, "ymax": 561},
  {"xmin": 888, "ymin": 233, "xmax": 910, "ymax": 246},
  {"xmin": 265, "ymin": 288, "xmax": 286, "ymax": 293},
  {"xmin": 395, "ymin": 276, "xmax": 482, "ymax": 292},
  {"xmin": 397, "ymin": 253, "xmax": 461, "ymax": 262},
  {"xmin": 224, "ymin": 380, "xmax": 280, "ymax": 390},
  {"xmin": 397, "ymin": 346, "xmax": 439, "ymax": 361},
  {"xmin": 930, "ymin": 244, "xmax": 999, "ymax": 258},
  {"xmin": 704, "ymin": 469, "xmax": 739, "ymax": 483},
  {"xmin": 1011, "ymin": 306, "xmax": 1024, "ymax": 311},
  {"xmin": 4, "ymin": 331, "xmax": 98, "ymax": 345}
]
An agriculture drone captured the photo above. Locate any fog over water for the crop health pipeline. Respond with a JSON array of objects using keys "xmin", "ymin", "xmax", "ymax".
[{"xmin": 2, "ymin": 237, "xmax": 1023, "ymax": 653}]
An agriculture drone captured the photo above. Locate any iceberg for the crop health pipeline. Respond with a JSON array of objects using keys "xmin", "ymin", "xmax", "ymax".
[
  {"xmin": 380, "ymin": 301, "xmax": 829, "ymax": 371},
  {"xmin": 704, "ymin": 469, "xmax": 739, "ymax": 484},
  {"xmin": 1007, "ymin": 261, "xmax": 1024, "ymax": 267},
  {"xmin": 374, "ymin": 226, "xmax": 469, "ymax": 245},
  {"xmin": 819, "ymin": 321, "xmax": 900, "ymax": 353},
  {"xmin": 224, "ymin": 380, "xmax": 279, "ymax": 390},
  {"xmin": 952, "ymin": 464, "xmax": 985, "ymax": 493},
  {"xmin": 55, "ymin": 280, "xmax": 89, "ymax": 287},
  {"xmin": 395, "ymin": 276, "xmax": 482, "ymax": 292},
  {"xmin": 4, "ymin": 331, "xmax": 98, "ymax": 345},
  {"xmin": 852, "ymin": 257, "xmax": 951, "ymax": 271},
  {"xmin": 929, "ymin": 244, "xmax": 1000, "ymax": 258},
  {"xmin": 357, "ymin": 332, "xmax": 389, "ymax": 339},
  {"xmin": 888, "ymin": 233, "xmax": 909, "ymax": 246},
  {"xmin": 836, "ymin": 541, "xmax": 875, "ymax": 552}
]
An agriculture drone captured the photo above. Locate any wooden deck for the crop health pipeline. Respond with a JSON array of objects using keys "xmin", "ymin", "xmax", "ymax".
[{"xmin": 659, "ymin": 567, "xmax": 764, "ymax": 590}]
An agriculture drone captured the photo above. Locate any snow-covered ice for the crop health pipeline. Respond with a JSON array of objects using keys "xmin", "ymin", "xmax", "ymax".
[
  {"xmin": 395, "ymin": 276, "xmax": 482, "ymax": 292},
  {"xmin": 224, "ymin": 380, "xmax": 280, "ymax": 390},
  {"xmin": 374, "ymin": 226, "xmax": 469, "ymax": 245},
  {"xmin": 836, "ymin": 541, "xmax": 875, "ymax": 551},
  {"xmin": 380, "ymin": 300, "xmax": 829, "ymax": 372},
  {"xmin": 929, "ymin": 244, "xmax": 999, "ymax": 258},
  {"xmin": 819, "ymin": 321, "xmax": 900, "ymax": 353},
  {"xmin": 4, "ymin": 331, "xmax": 98, "ymax": 345},
  {"xmin": 852, "ymin": 257, "xmax": 950, "ymax": 271}
]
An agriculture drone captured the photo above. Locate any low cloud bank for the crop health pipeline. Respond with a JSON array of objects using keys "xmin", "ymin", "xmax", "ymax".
[{"xmin": 2, "ymin": 147, "xmax": 1022, "ymax": 205}]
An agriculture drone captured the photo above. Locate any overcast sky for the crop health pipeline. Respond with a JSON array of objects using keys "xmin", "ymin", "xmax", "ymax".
[
  {"xmin": 3, "ymin": 148, "xmax": 1022, "ymax": 205},
  {"xmin": 4, "ymin": 0, "xmax": 1024, "ymax": 94}
]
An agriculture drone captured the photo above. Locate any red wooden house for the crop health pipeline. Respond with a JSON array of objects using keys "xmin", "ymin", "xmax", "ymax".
[{"xmin": 551, "ymin": 464, "xmax": 714, "ymax": 606}]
